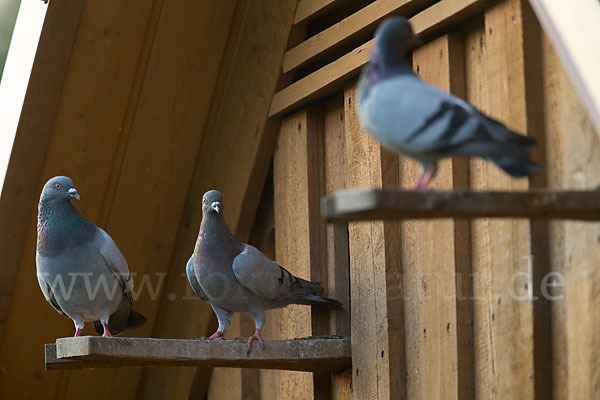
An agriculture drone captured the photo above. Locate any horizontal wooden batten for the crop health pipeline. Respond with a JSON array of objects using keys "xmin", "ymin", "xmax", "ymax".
[
  {"xmin": 294, "ymin": 0, "xmax": 349, "ymax": 24},
  {"xmin": 284, "ymin": 0, "xmax": 434, "ymax": 73},
  {"xmin": 321, "ymin": 188, "xmax": 600, "ymax": 221},
  {"xmin": 45, "ymin": 336, "xmax": 351, "ymax": 372},
  {"xmin": 269, "ymin": 0, "xmax": 491, "ymax": 117}
]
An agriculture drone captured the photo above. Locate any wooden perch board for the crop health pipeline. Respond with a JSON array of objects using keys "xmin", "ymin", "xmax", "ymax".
[
  {"xmin": 322, "ymin": 188, "xmax": 600, "ymax": 221},
  {"xmin": 45, "ymin": 336, "xmax": 351, "ymax": 372}
]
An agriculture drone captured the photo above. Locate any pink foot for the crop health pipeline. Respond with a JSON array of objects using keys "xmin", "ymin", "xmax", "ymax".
[
  {"xmin": 74, "ymin": 328, "xmax": 83, "ymax": 337},
  {"xmin": 412, "ymin": 166, "xmax": 437, "ymax": 190},
  {"xmin": 207, "ymin": 330, "xmax": 225, "ymax": 340},
  {"xmin": 102, "ymin": 323, "xmax": 112, "ymax": 337},
  {"xmin": 237, "ymin": 328, "xmax": 264, "ymax": 356}
]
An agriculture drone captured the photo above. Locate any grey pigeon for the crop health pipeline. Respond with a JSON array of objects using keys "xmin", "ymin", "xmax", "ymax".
[
  {"xmin": 358, "ymin": 16, "xmax": 543, "ymax": 189},
  {"xmin": 189, "ymin": 190, "xmax": 341, "ymax": 353},
  {"xmin": 36, "ymin": 176, "xmax": 146, "ymax": 337}
]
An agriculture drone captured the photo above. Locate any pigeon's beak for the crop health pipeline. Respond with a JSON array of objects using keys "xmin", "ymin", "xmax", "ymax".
[
  {"xmin": 211, "ymin": 201, "xmax": 222, "ymax": 214},
  {"xmin": 68, "ymin": 187, "xmax": 80, "ymax": 200}
]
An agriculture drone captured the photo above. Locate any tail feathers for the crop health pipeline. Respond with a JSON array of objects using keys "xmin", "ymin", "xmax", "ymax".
[
  {"xmin": 302, "ymin": 294, "xmax": 343, "ymax": 308},
  {"xmin": 93, "ymin": 298, "xmax": 146, "ymax": 336},
  {"xmin": 488, "ymin": 155, "xmax": 544, "ymax": 178}
]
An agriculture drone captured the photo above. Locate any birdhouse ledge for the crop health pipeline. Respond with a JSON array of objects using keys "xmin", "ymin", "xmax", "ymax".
[{"xmin": 45, "ymin": 336, "xmax": 351, "ymax": 373}]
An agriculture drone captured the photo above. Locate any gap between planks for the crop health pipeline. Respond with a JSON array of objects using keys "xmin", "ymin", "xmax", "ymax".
[
  {"xmin": 322, "ymin": 188, "xmax": 600, "ymax": 222},
  {"xmin": 45, "ymin": 336, "xmax": 351, "ymax": 373}
]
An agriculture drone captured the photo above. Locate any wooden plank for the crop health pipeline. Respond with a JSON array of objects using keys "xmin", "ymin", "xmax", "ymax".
[
  {"xmin": 543, "ymin": 33, "xmax": 600, "ymax": 400},
  {"xmin": 400, "ymin": 34, "xmax": 462, "ymax": 399},
  {"xmin": 322, "ymin": 188, "xmax": 600, "ymax": 221},
  {"xmin": 45, "ymin": 337, "xmax": 351, "ymax": 372},
  {"xmin": 269, "ymin": 0, "xmax": 492, "ymax": 117},
  {"xmin": 344, "ymin": 86, "xmax": 405, "ymax": 400},
  {"xmin": 528, "ymin": 0, "xmax": 600, "ymax": 136},
  {"xmin": 294, "ymin": 0, "xmax": 349, "ymax": 24},
  {"xmin": 284, "ymin": 0, "xmax": 433, "ymax": 73},
  {"xmin": 324, "ymin": 96, "xmax": 352, "ymax": 399},
  {"xmin": 267, "ymin": 109, "xmax": 331, "ymax": 399},
  {"xmin": 470, "ymin": 1, "xmax": 535, "ymax": 397}
]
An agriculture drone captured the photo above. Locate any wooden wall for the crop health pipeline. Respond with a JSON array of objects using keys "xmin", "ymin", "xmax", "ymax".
[{"xmin": 0, "ymin": 0, "xmax": 599, "ymax": 399}]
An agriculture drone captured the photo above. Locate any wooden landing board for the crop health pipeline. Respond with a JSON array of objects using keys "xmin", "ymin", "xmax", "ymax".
[
  {"xmin": 45, "ymin": 336, "xmax": 351, "ymax": 373},
  {"xmin": 322, "ymin": 188, "xmax": 600, "ymax": 221}
]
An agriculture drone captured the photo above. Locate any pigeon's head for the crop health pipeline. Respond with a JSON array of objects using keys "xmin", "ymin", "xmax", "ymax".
[
  {"xmin": 202, "ymin": 190, "xmax": 223, "ymax": 215},
  {"xmin": 41, "ymin": 176, "xmax": 80, "ymax": 203},
  {"xmin": 372, "ymin": 17, "xmax": 420, "ymax": 67}
]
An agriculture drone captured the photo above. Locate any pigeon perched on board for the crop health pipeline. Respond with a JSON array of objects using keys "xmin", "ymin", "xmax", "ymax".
[
  {"xmin": 188, "ymin": 190, "xmax": 341, "ymax": 354},
  {"xmin": 357, "ymin": 16, "xmax": 543, "ymax": 189},
  {"xmin": 36, "ymin": 176, "xmax": 146, "ymax": 337}
]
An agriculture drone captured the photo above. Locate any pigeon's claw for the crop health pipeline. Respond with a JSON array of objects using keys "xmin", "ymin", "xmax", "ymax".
[
  {"xmin": 207, "ymin": 330, "xmax": 225, "ymax": 340},
  {"xmin": 237, "ymin": 328, "xmax": 264, "ymax": 356}
]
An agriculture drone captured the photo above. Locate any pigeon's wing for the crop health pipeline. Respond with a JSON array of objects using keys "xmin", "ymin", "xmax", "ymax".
[
  {"xmin": 186, "ymin": 254, "xmax": 209, "ymax": 301},
  {"xmin": 231, "ymin": 244, "xmax": 317, "ymax": 301},
  {"xmin": 37, "ymin": 274, "xmax": 66, "ymax": 315},
  {"xmin": 97, "ymin": 228, "xmax": 135, "ymax": 302},
  {"xmin": 360, "ymin": 76, "xmax": 527, "ymax": 158}
]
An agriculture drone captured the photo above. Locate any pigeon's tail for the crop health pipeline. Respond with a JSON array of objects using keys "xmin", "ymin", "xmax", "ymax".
[
  {"xmin": 302, "ymin": 294, "xmax": 343, "ymax": 308},
  {"xmin": 488, "ymin": 155, "xmax": 545, "ymax": 178},
  {"xmin": 93, "ymin": 297, "xmax": 146, "ymax": 335}
]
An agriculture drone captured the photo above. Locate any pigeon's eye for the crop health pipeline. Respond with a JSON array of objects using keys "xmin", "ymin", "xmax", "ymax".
[
  {"xmin": 54, "ymin": 183, "xmax": 62, "ymax": 189},
  {"xmin": 203, "ymin": 199, "xmax": 208, "ymax": 205}
]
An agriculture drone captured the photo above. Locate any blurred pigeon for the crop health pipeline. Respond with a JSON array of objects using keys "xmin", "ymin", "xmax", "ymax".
[
  {"xmin": 36, "ymin": 176, "xmax": 146, "ymax": 337},
  {"xmin": 189, "ymin": 190, "xmax": 341, "ymax": 354},
  {"xmin": 358, "ymin": 16, "xmax": 543, "ymax": 189}
]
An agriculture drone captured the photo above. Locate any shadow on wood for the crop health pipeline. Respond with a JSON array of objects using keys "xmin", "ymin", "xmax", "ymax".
[{"xmin": 45, "ymin": 336, "xmax": 350, "ymax": 373}]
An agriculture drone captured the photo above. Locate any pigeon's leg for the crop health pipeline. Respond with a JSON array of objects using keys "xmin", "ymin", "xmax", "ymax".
[
  {"xmin": 413, "ymin": 162, "xmax": 438, "ymax": 190},
  {"xmin": 73, "ymin": 319, "xmax": 84, "ymax": 337},
  {"xmin": 237, "ymin": 309, "xmax": 265, "ymax": 355},
  {"xmin": 207, "ymin": 305, "xmax": 231, "ymax": 340},
  {"xmin": 100, "ymin": 313, "xmax": 112, "ymax": 337}
]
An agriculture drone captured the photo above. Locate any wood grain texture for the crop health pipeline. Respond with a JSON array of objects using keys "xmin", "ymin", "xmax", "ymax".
[
  {"xmin": 543, "ymin": 33, "xmax": 600, "ymax": 400},
  {"xmin": 322, "ymin": 188, "xmax": 600, "ymax": 222},
  {"xmin": 470, "ymin": 2, "xmax": 535, "ymax": 397},
  {"xmin": 284, "ymin": 0, "xmax": 433, "ymax": 73},
  {"xmin": 45, "ymin": 337, "xmax": 351, "ymax": 372},
  {"xmin": 344, "ymin": 86, "xmax": 405, "ymax": 400},
  {"xmin": 270, "ymin": 0, "xmax": 492, "ymax": 117}
]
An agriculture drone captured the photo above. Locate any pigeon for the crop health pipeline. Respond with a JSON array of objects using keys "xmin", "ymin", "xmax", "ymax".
[
  {"xmin": 36, "ymin": 176, "xmax": 146, "ymax": 337},
  {"xmin": 357, "ymin": 16, "xmax": 543, "ymax": 189},
  {"xmin": 188, "ymin": 190, "xmax": 341, "ymax": 354}
]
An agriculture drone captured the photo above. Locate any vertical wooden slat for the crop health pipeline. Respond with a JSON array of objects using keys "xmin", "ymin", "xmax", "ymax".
[
  {"xmin": 324, "ymin": 96, "xmax": 352, "ymax": 400},
  {"xmin": 399, "ymin": 33, "xmax": 467, "ymax": 400},
  {"xmin": 344, "ymin": 86, "xmax": 405, "ymax": 400},
  {"xmin": 469, "ymin": 1, "xmax": 535, "ymax": 398},
  {"xmin": 267, "ymin": 109, "xmax": 329, "ymax": 399},
  {"xmin": 543, "ymin": 33, "xmax": 600, "ymax": 400}
]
